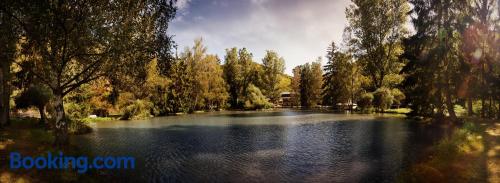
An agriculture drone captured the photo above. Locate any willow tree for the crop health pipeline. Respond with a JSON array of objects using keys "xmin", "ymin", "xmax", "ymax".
[
  {"xmin": 346, "ymin": 0, "xmax": 409, "ymax": 89},
  {"xmin": 11, "ymin": 0, "xmax": 176, "ymax": 145}
]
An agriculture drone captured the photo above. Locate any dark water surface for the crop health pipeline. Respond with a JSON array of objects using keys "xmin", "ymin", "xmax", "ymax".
[{"xmin": 74, "ymin": 110, "xmax": 440, "ymax": 182}]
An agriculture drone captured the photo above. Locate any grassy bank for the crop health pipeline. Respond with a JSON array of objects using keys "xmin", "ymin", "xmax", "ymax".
[
  {"xmin": 398, "ymin": 119, "xmax": 499, "ymax": 183},
  {"xmin": 0, "ymin": 118, "xmax": 98, "ymax": 182}
]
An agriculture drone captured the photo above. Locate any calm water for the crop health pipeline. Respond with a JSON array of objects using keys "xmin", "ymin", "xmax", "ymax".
[{"xmin": 74, "ymin": 110, "xmax": 440, "ymax": 182}]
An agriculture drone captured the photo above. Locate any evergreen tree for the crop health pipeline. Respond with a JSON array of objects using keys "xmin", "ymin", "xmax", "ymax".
[{"xmin": 322, "ymin": 42, "xmax": 351, "ymax": 107}]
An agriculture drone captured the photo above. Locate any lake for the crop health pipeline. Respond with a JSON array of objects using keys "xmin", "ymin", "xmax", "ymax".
[{"xmin": 74, "ymin": 110, "xmax": 441, "ymax": 182}]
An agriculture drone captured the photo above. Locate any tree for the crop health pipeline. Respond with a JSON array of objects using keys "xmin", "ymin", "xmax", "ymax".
[
  {"xmin": 300, "ymin": 58, "xmax": 323, "ymax": 107},
  {"xmin": 346, "ymin": 61, "xmax": 364, "ymax": 110},
  {"xmin": 311, "ymin": 58, "xmax": 324, "ymax": 106},
  {"xmin": 11, "ymin": 0, "xmax": 176, "ymax": 145},
  {"xmin": 358, "ymin": 92, "xmax": 374, "ymax": 112},
  {"xmin": 223, "ymin": 47, "xmax": 259, "ymax": 108},
  {"xmin": 346, "ymin": 0, "xmax": 409, "ymax": 89},
  {"xmin": 291, "ymin": 66, "xmax": 302, "ymax": 107},
  {"xmin": 373, "ymin": 87, "xmax": 394, "ymax": 112},
  {"xmin": 223, "ymin": 48, "xmax": 240, "ymax": 108},
  {"xmin": 462, "ymin": 0, "xmax": 499, "ymax": 118},
  {"xmin": 243, "ymin": 84, "xmax": 272, "ymax": 110},
  {"xmin": 322, "ymin": 42, "xmax": 351, "ymax": 107},
  {"xmin": 402, "ymin": 0, "xmax": 477, "ymax": 120},
  {"xmin": 198, "ymin": 55, "xmax": 228, "ymax": 110},
  {"xmin": 0, "ymin": 0, "xmax": 22, "ymax": 127},
  {"xmin": 261, "ymin": 50, "xmax": 285, "ymax": 103},
  {"xmin": 15, "ymin": 84, "xmax": 52, "ymax": 125},
  {"xmin": 166, "ymin": 58, "xmax": 192, "ymax": 113}
]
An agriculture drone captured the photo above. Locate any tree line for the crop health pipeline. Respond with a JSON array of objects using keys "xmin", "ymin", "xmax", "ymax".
[{"xmin": 0, "ymin": 0, "xmax": 499, "ymax": 146}]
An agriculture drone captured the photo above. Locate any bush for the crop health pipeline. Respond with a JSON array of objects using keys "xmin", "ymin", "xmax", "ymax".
[
  {"xmin": 373, "ymin": 87, "xmax": 393, "ymax": 111},
  {"xmin": 358, "ymin": 93, "xmax": 374, "ymax": 113},
  {"xmin": 64, "ymin": 102, "xmax": 92, "ymax": 119},
  {"xmin": 15, "ymin": 84, "xmax": 53, "ymax": 124},
  {"xmin": 243, "ymin": 84, "xmax": 273, "ymax": 110},
  {"xmin": 68, "ymin": 118, "xmax": 93, "ymax": 135},
  {"xmin": 118, "ymin": 93, "xmax": 152, "ymax": 120},
  {"xmin": 391, "ymin": 88, "xmax": 405, "ymax": 108}
]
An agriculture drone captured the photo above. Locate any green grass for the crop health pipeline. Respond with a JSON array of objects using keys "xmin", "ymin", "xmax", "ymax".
[
  {"xmin": 385, "ymin": 108, "xmax": 411, "ymax": 114},
  {"xmin": 398, "ymin": 121, "xmax": 486, "ymax": 182},
  {"xmin": 1, "ymin": 118, "xmax": 100, "ymax": 182},
  {"xmin": 454, "ymin": 104, "xmax": 467, "ymax": 117},
  {"xmin": 81, "ymin": 116, "xmax": 115, "ymax": 123}
]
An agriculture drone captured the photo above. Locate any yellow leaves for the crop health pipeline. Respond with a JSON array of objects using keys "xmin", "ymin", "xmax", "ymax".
[{"xmin": 145, "ymin": 58, "xmax": 170, "ymax": 88}]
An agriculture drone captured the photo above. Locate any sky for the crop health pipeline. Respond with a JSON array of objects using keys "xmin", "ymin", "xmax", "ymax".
[{"xmin": 169, "ymin": 0, "xmax": 352, "ymax": 75}]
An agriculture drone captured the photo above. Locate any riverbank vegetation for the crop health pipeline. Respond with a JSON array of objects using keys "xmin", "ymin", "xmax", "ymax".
[
  {"xmin": 0, "ymin": 118, "xmax": 96, "ymax": 182},
  {"xmin": 0, "ymin": 0, "xmax": 498, "ymax": 182},
  {"xmin": 0, "ymin": 0, "xmax": 498, "ymax": 179},
  {"xmin": 399, "ymin": 120, "xmax": 499, "ymax": 182}
]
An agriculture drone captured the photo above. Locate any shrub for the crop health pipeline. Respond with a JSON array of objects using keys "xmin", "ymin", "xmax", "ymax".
[
  {"xmin": 373, "ymin": 87, "xmax": 393, "ymax": 111},
  {"xmin": 64, "ymin": 102, "xmax": 92, "ymax": 119},
  {"xmin": 118, "ymin": 93, "xmax": 152, "ymax": 120},
  {"xmin": 67, "ymin": 118, "xmax": 93, "ymax": 135},
  {"xmin": 391, "ymin": 88, "xmax": 405, "ymax": 108},
  {"xmin": 243, "ymin": 84, "xmax": 273, "ymax": 110},
  {"xmin": 15, "ymin": 84, "xmax": 53, "ymax": 124},
  {"xmin": 358, "ymin": 92, "xmax": 374, "ymax": 112}
]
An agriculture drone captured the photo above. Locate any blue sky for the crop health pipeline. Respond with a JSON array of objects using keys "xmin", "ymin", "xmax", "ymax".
[{"xmin": 169, "ymin": 0, "xmax": 351, "ymax": 74}]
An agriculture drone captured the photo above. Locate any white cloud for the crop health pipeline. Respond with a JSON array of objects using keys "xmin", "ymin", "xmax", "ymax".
[
  {"xmin": 174, "ymin": 0, "xmax": 192, "ymax": 10},
  {"xmin": 170, "ymin": 0, "xmax": 352, "ymax": 74}
]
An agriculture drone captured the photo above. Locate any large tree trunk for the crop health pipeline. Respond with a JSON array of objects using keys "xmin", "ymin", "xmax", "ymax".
[
  {"xmin": 0, "ymin": 63, "xmax": 11, "ymax": 127},
  {"xmin": 467, "ymin": 97, "xmax": 474, "ymax": 116},
  {"xmin": 0, "ymin": 66, "xmax": 4, "ymax": 128},
  {"xmin": 38, "ymin": 105, "xmax": 46, "ymax": 126},
  {"xmin": 445, "ymin": 90, "xmax": 457, "ymax": 122},
  {"xmin": 481, "ymin": 96, "xmax": 486, "ymax": 118},
  {"xmin": 53, "ymin": 92, "xmax": 69, "ymax": 146},
  {"xmin": 497, "ymin": 100, "xmax": 500, "ymax": 119}
]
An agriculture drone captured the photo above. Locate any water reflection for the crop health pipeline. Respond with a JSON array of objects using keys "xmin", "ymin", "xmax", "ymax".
[{"xmin": 74, "ymin": 111, "xmax": 434, "ymax": 182}]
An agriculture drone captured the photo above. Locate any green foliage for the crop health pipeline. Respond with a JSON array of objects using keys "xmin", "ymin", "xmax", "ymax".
[
  {"xmin": 67, "ymin": 118, "xmax": 93, "ymax": 135},
  {"xmin": 243, "ymin": 84, "xmax": 272, "ymax": 110},
  {"xmin": 322, "ymin": 42, "xmax": 351, "ymax": 106},
  {"xmin": 15, "ymin": 84, "xmax": 53, "ymax": 124},
  {"xmin": 373, "ymin": 87, "xmax": 394, "ymax": 111},
  {"xmin": 346, "ymin": 0, "xmax": 409, "ymax": 89},
  {"xmin": 164, "ymin": 39, "xmax": 229, "ymax": 113},
  {"xmin": 401, "ymin": 0, "xmax": 500, "ymax": 119},
  {"xmin": 391, "ymin": 88, "xmax": 406, "ymax": 108},
  {"xmin": 145, "ymin": 58, "xmax": 170, "ymax": 116},
  {"xmin": 15, "ymin": 84, "xmax": 52, "ymax": 110},
  {"xmin": 117, "ymin": 93, "xmax": 152, "ymax": 120},
  {"xmin": 290, "ymin": 66, "xmax": 302, "ymax": 107},
  {"xmin": 358, "ymin": 93, "xmax": 374, "ymax": 112},
  {"xmin": 299, "ymin": 59, "xmax": 323, "ymax": 108},
  {"xmin": 5, "ymin": 0, "xmax": 178, "ymax": 144},
  {"xmin": 261, "ymin": 50, "xmax": 286, "ymax": 102},
  {"xmin": 223, "ymin": 47, "xmax": 261, "ymax": 109},
  {"xmin": 198, "ymin": 55, "xmax": 229, "ymax": 110},
  {"xmin": 64, "ymin": 102, "xmax": 92, "ymax": 120},
  {"xmin": 63, "ymin": 80, "xmax": 114, "ymax": 118}
]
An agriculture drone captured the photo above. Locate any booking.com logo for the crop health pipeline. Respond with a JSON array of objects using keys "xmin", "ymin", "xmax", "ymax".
[{"xmin": 9, "ymin": 152, "xmax": 135, "ymax": 173}]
